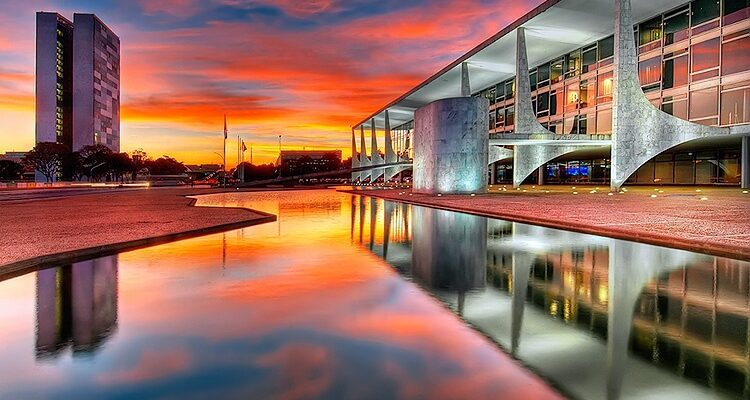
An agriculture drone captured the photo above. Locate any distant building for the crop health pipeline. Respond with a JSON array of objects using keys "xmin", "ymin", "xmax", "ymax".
[
  {"xmin": 275, "ymin": 150, "xmax": 342, "ymax": 176},
  {"xmin": 36, "ymin": 12, "xmax": 120, "ymax": 156}
]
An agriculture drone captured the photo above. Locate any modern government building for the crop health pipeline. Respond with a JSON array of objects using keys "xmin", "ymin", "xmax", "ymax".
[
  {"xmin": 36, "ymin": 12, "xmax": 120, "ymax": 158},
  {"xmin": 351, "ymin": 0, "xmax": 750, "ymax": 193}
]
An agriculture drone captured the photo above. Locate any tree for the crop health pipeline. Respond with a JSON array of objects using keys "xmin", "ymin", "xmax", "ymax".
[
  {"xmin": 24, "ymin": 142, "xmax": 69, "ymax": 182},
  {"xmin": 79, "ymin": 144, "xmax": 113, "ymax": 182},
  {"xmin": 146, "ymin": 156, "xmax": 186, "ymax": 175},
  {"xmin": 108, "ymin": 152, "xmax": 133, "ymax": 183},
  {"xmin": 130, "ymin": 149, "xmax": 149, "ymax": 181},
  {"xmin": 0, "ymin": 159, "xmax": 24, "ymax": 181},
  {"xmin": 60, "ymin": 151, "xmax": 85, "ymax": 181}
]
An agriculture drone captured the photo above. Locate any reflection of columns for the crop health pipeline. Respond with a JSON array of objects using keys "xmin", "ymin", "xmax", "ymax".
[
  {"xmin": 511, "ymin": 251, "xmax": 532, "ymax": 357},
  {"xmin": 461, "ymin": 61, "xmax": 471, "ymax": 97},
  {"xmin": 610, "ymin": 0, "xmax": 736, "ymax": 191},
  {"xmin": 358, "ymin": 195, "xmax": 365, "ymax": 243},
  {"xmin": 411, "ymin": 206, "xmax": 487, "ymax": 295},
  {"xmin": 606, "ymin": 240, "xmax": 701, "ymax": 400},
  {"xmin": 383, "ymin": 200, "xmax": 394, "ymax": 260},
  {"xmin": 350, "ymin": 195, "xmax": 355, "ymax": 241},
  {"xmin": 369, "ymin": 196, "xmax": 377, "ymax": 250},
  {"xmin": 742, "ymin": 136, "xmax": 749, "ymax": 189}
]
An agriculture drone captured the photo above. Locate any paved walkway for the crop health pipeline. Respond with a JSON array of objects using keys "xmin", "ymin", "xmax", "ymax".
[
  {"xmin": 343, "ymin": 185, "xmax": 750, "ymax": 260},
  {"xmin": 0, "ymin": 188, "xmax": 274, "ymax": 272}
]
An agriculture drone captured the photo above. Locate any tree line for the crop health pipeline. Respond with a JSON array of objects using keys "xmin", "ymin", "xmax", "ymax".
[{"xmin": 0, "ymin": 142, "xmax": 186, "ymax": 182}]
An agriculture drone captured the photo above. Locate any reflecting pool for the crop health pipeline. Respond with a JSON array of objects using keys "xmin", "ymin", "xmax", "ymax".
[{"xmin": 0, "ymin": 190, "xmax": 747, "ymax": 399}]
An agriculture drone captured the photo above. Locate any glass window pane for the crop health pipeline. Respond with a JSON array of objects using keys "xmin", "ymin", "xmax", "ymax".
[
  {"xmin": 664, "ymin": 7, "xmax": 690, "ymax": 44},
  {"xmin": 662, "ymin": 54, "xmax": 688, "ymax": 89},
  {"xmin": 580, "ymin": 79, "xmax": 596, "ymax": 108},
  {"xmin": 564, "ymin": 115, "xmax": 578, "ymax": 134},
  {"xmin": 662, "ymin": 98, "xmax": 689, "ymax": 120},
  {"xmin": 550, "ymin": 90, "xmax": 562, "ymax": 116},
  {"xmin": 691, "ymin": 0, "xmax": 720, "ymax": 26},
  {"xmin": 537, "ymin": 91, "xmax": 550, "ymax": 114},
  {"xmin": 639, "ymin": 56, "xmax": 662, "ymax": 86},
  {"xmin": 530, "ymin": 70, "xmax": 537, "ymax": 91},
  {"xmin": 689, "ymin": 87, "xmax": 718, "ymax": 119},
  {"xmin": 722, "ymin": 36, "xmax": 750, "ymax": 76},
  {"xmin": 566, "ymin": 50, "xmax": 581, "ymax": 77},
  {"xmin": 639, "ymin": 16, "xmax": 662, "ymax": 45},
  {"xmin": 720, "ymin": 86, "xmax": 750, "ymax": 125},
  {"xmin": 723, "ymin": 0, "xmax": 750, "ymax": 25},
  {"xmin": 598, "ymin": 36, "xmax": 614, "ymax": 60},
  {"xmin": 565, "ymin": 82, "xmax": 580, "ymax": 111},
  {"xmin": 582, "ymin": 47, "xmax": 597, "ymax": 73},
  {"xmin": 597, "ymin": 72, "xmax": 613, "ymax": 102},
  {"xmin": 537, "ymin": 62, "xmax": 550, "ymax": 84},
  {"xmin": 550, "ymin": 58, "xmax": 564, "ymax": 83},
  {"xmin": 506, "ymin": 107, "xmax": 515, "ymax": 126},
  {"xmin": 596, "ymin": 109, "xmax": 612, "ymax": 134},
  {"xmin": 691, "ymin": 38, "xmax": 719, "ymax": 72}
]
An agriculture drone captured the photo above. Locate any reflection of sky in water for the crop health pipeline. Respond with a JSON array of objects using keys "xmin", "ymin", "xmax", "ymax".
[{"xmin": 0, "ymin": 190, "xmax": 561, "ymax": 400}]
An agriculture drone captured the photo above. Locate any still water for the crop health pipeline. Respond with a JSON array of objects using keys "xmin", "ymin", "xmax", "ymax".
[{"xmin": 0, "ymin": 190, "xmax": 747, "ymax": 399}]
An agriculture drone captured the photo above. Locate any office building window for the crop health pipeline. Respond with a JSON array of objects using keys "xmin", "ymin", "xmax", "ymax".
[
  {"xmin": 691, "ymin": 0, "xmax": 720, "ymax": 26},
  {"xmin": 720, "ymin": 81, "xmax": 750, "ymax": 125},
  {"xmin": 551, "ymin": 89, "xmax": 563, "ymax": 115},
  {"xmin": 721, "ymin": 32, "xmax": 750, "ymax": 76},
  {"xmin": 639, "ymin": 16, "xmax": 663, "ymax": 46},
  {"xmin": 690, "ymin": 86, "xmax": 719, "ymax": 123},
  {"xmin": 565, "ymin": 82, "xmax": 580, "ymax": 111},
  {"xmin": 598, "ymin": 36, "xmax": 614, "ymax": 61},
  {"xmin": 580, "ymin": 79, "xmax": 596, "ymax": 108},
  {"xmin": 582, "ymin": 45, "xmax": 597, "ymax": 73},
  {"xmin": 639, "ymin": 56, "xmax": 662, "ymax": 88},
  {"xmin": 564, "ymin": 115, "xmax": 578, "ymax": 134},
  {"xmin": 537, "ymin": 62, "xmax": 550, "ymax": 87},
  {"xmin": 529, "ymin": 70, "xmax": 537, "ymax": 91},
  {"xmin": 597, "ymin": 72, "xmax": 613, "ymax": 103},
  {"xmin": 550, "ymin": 58, "xmax": 564, "ymax": 83},
  {"xmin": 596, "ymin": 109, "xmax": 612, "ymax": 134},
  {"xmin": 566, "ymin": 49, "xmax": 581, "ymax": 78},
  {"xmin": 537, "ymin": 91, "xmax": 550, "ymax": 116},
  {"xmin": 691, "ymin": 38, "xmax": 719, "ymax": 80},
  {"xmin": 506, "ymin": 107, "xmax": 515, "ymax": 126},
  {"xmin": 664, "ymin": 6, "xmax": 690, "ymax": 45},
  {"xmin": 723, "ymin": 0, "xmax": 750, "ymax": 25},
  {"xmin": 662, "ymin": 95, "xmax": 689, "ymax": 120},
  {"xmin": 662, "ymin": 52, "xmax": 689, "ymax": 89}
]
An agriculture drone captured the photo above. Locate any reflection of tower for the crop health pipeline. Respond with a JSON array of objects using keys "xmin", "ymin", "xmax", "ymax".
[
  {"xmin": 35, "ymin": 255, "xmax": 118, "ymax": 359},
  {"xmin": 411, "ymin": 206, "xmax": 487, "ymax": 314}
]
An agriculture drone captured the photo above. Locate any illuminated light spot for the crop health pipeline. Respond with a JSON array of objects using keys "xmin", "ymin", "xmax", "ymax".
[
  {"xmin": 743, "ymin": 191, "xmax": 748, "ymax": 194},
  {"xmin": 650, "ymin": 194, "xmax": 657, "ymax": 198},
  {"xmin": 572, "ymin": 186, "xmax": 576, "ymax": 189},
  {"xmin": 516, "ymin": 188, "xmax": 520, "ymax": 191},
  {"xmin": 700, "ymin": 197, "xmax": 708, "ymax": 201},
  {"xmin": 654, "ymin": 188, "xmax": 659, "ymax": 191},
  {"xmin": 607, "ymin": 192, "xmax": 614, "ymax": 196},
  {"xmin": 549, "ymin": 300, "xmax": 559, "ymax": 317},
  {"xmin": 470, "ymin": 193, "xmax": 476, "ymax": 197},
  {"xmin": 437, "ymin": 193, "xmax": 442, "ymax": 197},
  {"xmin": 532, "ymin": 185, "xmax": 536, "ymax": 189},
  {"xmin": 596, "ymin": 187, "xmax": 600, "ymax": 190},
  {"xmin": 589, "ymin": 190, "xmax": 596, "ymax": 194},
  {"xmin": 696, "ymin": 189, "xmax": 702, "ymax": 192},
  {"xmin": 573, "ymin": 192, "xmax": 578, "ymax": 195},
  {"xmin": 658, "ymin": 190, "xmax": 664, "ymax": 193},
  {"xmin": 619, "ymin": 191, "xmax": 625, "ymax": 194},
  {"xmin": 545, "ymin": 190, "xmax": 550, "ymax": 193},
  {"xmin": 522, "ymin": 190, "xmax": 527, "ymax": 193}
]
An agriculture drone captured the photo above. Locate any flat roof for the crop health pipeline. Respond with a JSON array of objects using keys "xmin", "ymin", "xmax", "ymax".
[{"xmin": 354, "ymin": 0, "xmax": 688, "ymax": 130}]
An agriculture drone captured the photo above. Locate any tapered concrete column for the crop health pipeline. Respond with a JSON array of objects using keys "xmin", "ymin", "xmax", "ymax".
[
  {"xmin": 351, "ymin": 128, "xmax": 360, "ymax": 182},
  {"xmin": 610, "ymin": 0, "xmax": 736, "ymax": 191},
  {"xmin": 359, "ymin": 125, "xmax": 371, "ymax": 182},
  {"xmin": 413, "ymin": 97, "xmax": 489, "ymax": 194},
  {"xmin": 489, "ymin": 163, "xmax": 496, "ymax": 185},
  {"xmin": 461, "ymin": 62, "xmax": 471, "ymax": 97},
  {"xmin": 371, "ymin": 119, "xmax": 385, "ymax": 181},
  {"xmin": 743, "ymin": 136, "xmax": 749, "ymax": 189},
  {"xmin": 512, "ymin": 27, "xmax": 589, "ymax": 187},
  {"xmin": 384, "ymin": 110, "xmax": 401, "ymax": 181}
]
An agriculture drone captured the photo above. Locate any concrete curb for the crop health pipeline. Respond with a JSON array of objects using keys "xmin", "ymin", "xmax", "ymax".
[
  {"xmin": 0, "ymin": 194, "xmax": 276, "ymax": 282},
  {"xmin": 339, "ymin": 189, "xmax": 750, "ymax": 262}
]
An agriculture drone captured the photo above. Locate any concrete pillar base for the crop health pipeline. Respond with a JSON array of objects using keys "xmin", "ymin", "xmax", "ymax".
[{"xmin": 413, "ymin": 97, "xmax": 489, "ymax": 194}]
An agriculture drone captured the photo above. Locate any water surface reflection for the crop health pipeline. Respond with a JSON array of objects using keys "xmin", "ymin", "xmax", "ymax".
[
  {"xmin": 355, "ymin": 197, "xmax": 749, "ymax": 400},
  {"xmin": 0, "ymin": 190, "xmax": 560, "ymax": 399}
]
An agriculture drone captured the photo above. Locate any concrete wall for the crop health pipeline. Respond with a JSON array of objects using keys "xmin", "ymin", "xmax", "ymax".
[
  {"xmin": 36, "ymin": 13, "xmax": 62, "ymax": 146},
  {"xmin": 413, "ymin": 97, "xmax": 489, "ymax": 194}
]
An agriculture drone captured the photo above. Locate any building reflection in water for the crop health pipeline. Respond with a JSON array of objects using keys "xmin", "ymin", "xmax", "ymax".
[
  {"xmin": 35, "ymin": 255, "xmax": 119, "ymax": 359},
  {"xmin": 353, "ymin": 195, "xmax": 750, "ymax": 399}
]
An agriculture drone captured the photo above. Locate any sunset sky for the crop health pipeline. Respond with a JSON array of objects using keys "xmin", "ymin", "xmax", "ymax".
[{"xmin": 0, "ymin": 0, "xmax": 541, "ymax": 165}]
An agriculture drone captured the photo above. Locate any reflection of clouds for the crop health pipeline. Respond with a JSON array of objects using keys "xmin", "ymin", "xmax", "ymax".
[{"xmin": 97, "ymin": 347, "xmax": 191, "ymax": 385}]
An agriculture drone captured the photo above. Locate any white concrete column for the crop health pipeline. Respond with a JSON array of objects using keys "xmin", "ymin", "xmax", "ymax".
[
  {"xmin": 490, "ymin": 163, "xmax": 497, "ymax": 185},
  {"xmin": 743, "ymin": 136, "xmax": 749, "ymax": 189},
  {"xmin": 537, "ymin": 165, "xmax": 544, "ymax": 186},
  {"xmin": 371, "ymin": 119, "xmax": 384, "ymax": 181},
  {"xmin": 359, "ymin": 125, "xmax": 371, "ymax": 182},
  {"xmin": 351, "ymin": 128, "xmax": 360, "ymax": 182},
  {"xmin": 461, "ymin": 61, "xmax": 471, "ymax": 97}
]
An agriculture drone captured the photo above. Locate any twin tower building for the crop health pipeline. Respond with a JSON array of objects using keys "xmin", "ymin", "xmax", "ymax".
[{"xmin": 35, "ymin": 12, "xmax": 120, "ymax": 158}]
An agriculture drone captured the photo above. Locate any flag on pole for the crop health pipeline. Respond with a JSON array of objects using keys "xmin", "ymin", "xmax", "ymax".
[
  {"xmin": 241, "ymin": 140, "xmax": 247, "ymax": 152},
  {"xmin": 224, "ymin": 115, "xmax": 228, "ymax": 139}
]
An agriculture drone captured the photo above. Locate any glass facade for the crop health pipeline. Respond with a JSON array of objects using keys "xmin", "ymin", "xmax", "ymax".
[{"xmin": 392, "ymin": 121, "xmax": 413, "ymax": 160}]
